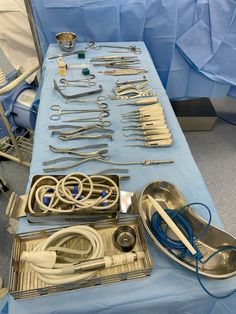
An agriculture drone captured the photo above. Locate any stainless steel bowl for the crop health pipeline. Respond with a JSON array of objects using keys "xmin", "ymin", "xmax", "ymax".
[
  {"xmin": 56, "ymin": 32, "xmax": 77, "ymax": 52},
  {"xmin": 139, "ymin": 181, "xmax": 236, "ymax": 278}
]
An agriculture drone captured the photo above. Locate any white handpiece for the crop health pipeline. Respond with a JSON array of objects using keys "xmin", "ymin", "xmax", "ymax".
[{"xmin": 147, "ymin": 195, "xmax": 197, "ymax": 256}]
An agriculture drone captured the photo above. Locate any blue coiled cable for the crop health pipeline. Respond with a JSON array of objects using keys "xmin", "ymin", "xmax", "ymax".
[{"xmin": 150, "ymin": 202, "xmax": 236, "ymax": 299}]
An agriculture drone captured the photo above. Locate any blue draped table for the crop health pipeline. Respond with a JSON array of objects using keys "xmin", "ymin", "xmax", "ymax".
[{"xmin": 1, "ymin": 42, "xmax": 235, "ymax": 314}]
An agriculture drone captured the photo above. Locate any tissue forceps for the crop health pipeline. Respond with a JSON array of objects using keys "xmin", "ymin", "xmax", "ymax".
[
  {"xmin": 87, "ymin": 42, "xmax": 141, "ymax": 54},
  {"xmin": 59, "ymin": 76, "xmax": 96, "ymax": 89},
  {"xmin": 49, "ymin": 104, "xmax": 110, "ymax": 121}
]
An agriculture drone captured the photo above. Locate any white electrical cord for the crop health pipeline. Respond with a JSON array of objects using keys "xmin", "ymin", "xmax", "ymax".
[
  {"xmin": 27, "ymin": 172, "xmax": 119, "ymax": 214},
  {"xmin": 21, "ymin": 225, "xmax": 104, "ymax": 285},
  {"xmin": 21, "ymin": 225, "xmax": 146, "ymax": 286},
  {"xmin": 0, "ymin": 68, "xmax": 7, "ymax": 86}
]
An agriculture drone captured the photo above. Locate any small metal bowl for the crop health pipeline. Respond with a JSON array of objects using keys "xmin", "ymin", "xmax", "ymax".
[{"xmin": 56, "ymin": 32, "xmax": 77, "ymax": 52}]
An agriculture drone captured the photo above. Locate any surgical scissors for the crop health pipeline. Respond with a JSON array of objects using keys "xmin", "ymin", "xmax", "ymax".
[
  {"xmin": 86, "ymin": 42, "xmax": 141, "ymax": 54},
  {"xmin": 66, "ymin": 96, "xmax": 108, "ymax": 109},
  {"xmin": 59, "ymin": 75, "xmax": 96, "ymax": 89},
  {"xmin": 63, "ymin": 112, "xmax": 112, "ymax": 127},
  {"xmin": 50, "ymin": 104, "xmax": 110, "ymax": 121}
]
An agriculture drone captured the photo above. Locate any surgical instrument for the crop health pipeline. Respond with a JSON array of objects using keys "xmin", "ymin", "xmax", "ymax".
[
  {"xmin": 87, "ymin": 42, "xmax": 142, "ymax": 54},
  {"xmin": 58, "ymin": 132, "xmax": 113, "ymax": 141},
  {"xmin": 49, "ymin": 105, "xmax": 110, "ymax": 121},
  {"xmin": 109, "ymin": 93, "xmax": 156, "ymax": 100},
  {"xmin": 93, "ymin": 61, "xmax": 140, "ymax": 67},
  {"xmin": 49, "ymin": 143, "xmax": 107, "ymax": 151},
  {"xmin": 124, "ymin": 140, "xmax": 173, "ymax": 148},
  {"xmin": 122, "ymin": 107, "xmax": 164, "ymax": 117},
  {"xmin": 117, "ymin": 97, "xmax": 158, "ymax": 106},
  {"xmin": 121, "ymin": 103, "xmax": 163, "ymax": 115},
  {"xmin": 43, "ymin": 157, "xmax": 174, "ymax": 172},
  {"xmin": 122, "ymin": 126, "xmax": 170, "ymax": 133},
  {"xmin": 122, "ymin": 122, "xmax": 166, "ymax": 130},
  {"xmin": 90, "ymin": 55, "xmax": 138, "ymax": 62},
  {"xmin": 125, "ymin": 134, "xmax": 172, "ymax": 142},
  {"xmin": 72, "ymin": 102, "xmax": 108, "ymax": 110},
  {"xmin": 121, "ymin": 117, "xmax": 166, "ymax": 125},
  {"xmin": 66, "ymin": 95, "xmax": 107, "ymax": 104},
  {"xmin": 105, "ymin": 64, "xmax": 144, "ymax": 70},
  {"xmin": 124, "ymin": 129, "xmax": 171, "ymax": 137},
  {"xmin": 121, "ymin": 111, "xmax": 164, "ymax": 120},
  {"xmin": 114, "ymin": 81, "xmax": 148, "ymax": 94},
  {"xmin": 49, "ymin": 145, "xmax": 108, "ymax": 159},
  {"xmin": 115, "ymin": 87, "xmax": 153, "ymax": 98},
  {"xmin": 49, "ymin": 124, "xmax": 83, "ymax": 130},
  {"xmin": 114, "ymin": 83, "xmax": 152, "ymax": 98},
  {"xmin": 63, "ymin": 114, "xmax": 112, "ymax": 127},
  {"xmin": 122, "ymin": 106, "xmax": 163, "ymax": 116},
  {"xmin": 66, "ymin": 64, "xmax": 90, "ymax": 69},
  {"xmin": 50, "ymin": 125, "xmax": 114, "ymax": 136},
  {"xmin": 116, "ymin": 76, "xmax": 148, "ymax": 86},
  {"xmin": 95, "ymin": 168, "xmax": 130, "ymax": 181},
  {"xmin": 58, "ymin": 76, "xmax": 96, "ymax": 89},
  {"xmin": 121, "ymin": 119, "xmax": 166, "ymax": 127},
  {"xmin": 48, "ymin": 50, "xmax": 81, "ymax": 60},
  {"xmin": 124, "ymin": 138, "xmax": 173, "ymax": 147},
  {"xmin": 54, "ymin": 80, "xmax": 103, "ymax": 100},
  {"xmin": 98, "ymin": 69, "xmax": 148, "ymax": 76},
  {"xmin": 121, "ymin": 103, "xmax": 173, "ymax": 146}
]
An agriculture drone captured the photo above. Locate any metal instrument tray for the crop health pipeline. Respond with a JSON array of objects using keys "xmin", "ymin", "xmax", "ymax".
[
  {"xmin": 139, "ymin": 181, "xmax": 236, "ymax": 279},
  {"xmin": 8, "ymin": 174, "xmax": 120, "ymax": 223},
  {"xmin": 9, "ymin": 217, "xmax": 152, "ymax": 299}
]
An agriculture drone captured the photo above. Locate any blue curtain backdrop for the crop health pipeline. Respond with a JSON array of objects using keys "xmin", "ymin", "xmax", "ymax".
[{"xmin": 31, "ymin": 0, "xmax": 236, "ymax": 99}]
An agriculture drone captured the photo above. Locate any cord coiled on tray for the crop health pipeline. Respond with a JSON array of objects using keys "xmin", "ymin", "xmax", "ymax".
[{"xmin": 28, "ymin": 172, "xmax": 119, "ymax": 214}]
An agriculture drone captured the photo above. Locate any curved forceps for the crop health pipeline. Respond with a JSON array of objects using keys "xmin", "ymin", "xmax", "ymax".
[
  {"xmin": 59, "ymin": 75, "xmax": 96, "ymax": 89},
  {"xmin": 86, "ymin": 42, "xmax": 141, "ymax": 54},
  {"xmin": 50, "ymin": 104, "xmax": 110, "ymax": 121}
]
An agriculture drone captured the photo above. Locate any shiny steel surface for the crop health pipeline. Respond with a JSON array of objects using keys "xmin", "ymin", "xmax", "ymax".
[
  {"xmin": 56, "ymin": 32, "xmax": 76, "ymax": 52},
  {"xmin": 139, "ymin": 181, "xmax": 236, "ymax": 278}
]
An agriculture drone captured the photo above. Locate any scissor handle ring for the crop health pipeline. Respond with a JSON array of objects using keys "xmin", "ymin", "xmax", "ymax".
[
  {"xmin": 86, "ymin": 41, "xmax": 95, "ymax": 50},
  {"xmin": 88, "ymin": 74, "xmax": 96, "ymax": 80},
  {"xmin": 97, "ymin": 96, "xmax": 107, "ymax": 101},
  {"xmin": 50, "ymin": 114, "xmax": 60, "ymax": 121},
  {"xmin": 59, "ymin": 78, "xmax": 67, "ymax": 84},
  {"xmin": 98, "ymin": 102, "xmax": 109, "ymax": 110},
  {"xmin": 50, "ymin": 104, "xmax": 61, "ymax": 110},
  {"xmin": 100, "ymin": 111, "xmax": 110, "ymax": 118},
  {"xmin": 100, "ymin": 120, "xmax": 112, "ymax": 127}
]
